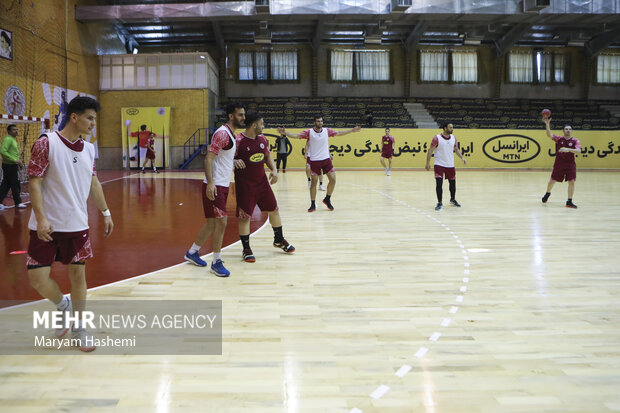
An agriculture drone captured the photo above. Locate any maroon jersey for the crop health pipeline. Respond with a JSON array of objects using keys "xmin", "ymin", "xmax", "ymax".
[
  {"xmin": 552, "ymin": 134, "xmax": 581, "ymax": 166},
  {"xmin": 234, "ymin": 133, "xmax": 270, "ymax": 184},
  {"xmin": 382, "ymin": 135, "xmax": 395, "ymax": 156}
]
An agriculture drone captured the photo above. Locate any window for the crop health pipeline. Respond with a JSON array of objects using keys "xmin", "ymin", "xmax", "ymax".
[
  {"xmin": 508, "ymin": 50, "xmax": 566, "ymax": 84},
  {"xmin": 238, "ymin": 50, "xmax": 298, "ymax": 82},
  {"xmin": 330, "ymin": 49, "xmax": 391, "ymax": 82},
  {"xmin": 420, "ymin": 50, "xmax": 448, "ymax": 82},
  {"xmin": 508, "ymin": 51, "xmax": 533, "ymax": 83},
  {"xmin": 452, "ymin": 51, "xmax": 477, "ymax": 83},
  {"xmin": 271, "ymin": 51, "xmax": 298, "ymax": 80},
  {"xmin": 419, "ymin": 50, "xmax": 477, "ymax": 83},
  {"xmin": 597, "ymin": 53, "xmax": 620, "ymax": 84}
]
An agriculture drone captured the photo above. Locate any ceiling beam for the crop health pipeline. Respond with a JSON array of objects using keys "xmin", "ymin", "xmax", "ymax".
[
  {"xmin": 584, "ymin": 26, "xmax": 620, "ymax": 58},
  {"xmin": 211, "ymin": 21, "xmax": 227, "ymax": 54},
  {"xmin": 493, "ymin": 22, "xmax": 532, "ymax": 57},
  {"xmin": 404, "ymin": 20, "xmax": 426, "ymax": 51}
]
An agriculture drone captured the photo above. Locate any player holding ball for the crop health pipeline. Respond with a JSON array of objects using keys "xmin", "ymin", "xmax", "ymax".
[{"xmin": 541, "ymin": 109, "xmax": 581, "ymax": 208}]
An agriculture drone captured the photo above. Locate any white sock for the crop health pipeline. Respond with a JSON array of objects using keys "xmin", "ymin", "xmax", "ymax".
[
  {"xmin": 56, "ymin": 295, "xmax": 70, "ymax": 311},
  {"xmin": 189, "ymin": 243, "xmax": 201, "ymax": 254},
  {"xmin": 153, "ymin": 167, "xmax": 157, "ymax": 171},
  {"xmin": 213, "ymin": 252, "xmax": 221, "ymax": 263}
]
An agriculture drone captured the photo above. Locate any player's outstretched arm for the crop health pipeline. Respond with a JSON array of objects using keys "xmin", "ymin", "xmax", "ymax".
[
  {"xmin": 277, "ymin": 126, "xmax": 302, "ymax": 139},
  {"xmin": 90, "ymin": 176, "xmax": 114, "ymax": 237},
  {"xmin": 543, "ymin": 117, "xmax": 553, "ymax": 139},
  {"xmin": 335, "ymin": 126, "xmax": 361, "ymax": 136}
]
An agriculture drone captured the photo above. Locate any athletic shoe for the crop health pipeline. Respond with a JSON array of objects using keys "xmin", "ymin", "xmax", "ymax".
[
  {"xmin": 435, "ymin": 203, "xmax": 442, "ymax": 211},
  {"xmin": 0, "ymin": 204, "xmax": 6, "ymax": 211},
  {"xmin": 16, "ymin": 203, "xmax": 27, "ymax": 208},
  {"xmin": 242, "ymin": 248, "xmax": 256, "ymax": 263},
  {"xmin": 141, "ymin": 169, "xmax": 146, "ymax": 174},
  {"xmin": 542, "ymin": 193, "xmax": 550, "ymax": 203},
  {"xmin": 566, "ymin": 200, "xmax": 578, "ymax": 209},
  {"xmin": 184, "ymin": 251, "xmax": 207, "ymax": 267},
  {"xmin": 319, "ymin": 184, "xmax": 326, "ymax": 191},
  {"xmin": 450, "ymin": 199, "xmax": 461, "ymax": 207},
  {"xmin": 274, "ymin": 239, "xmax": 295, "ymax": 253},
  {"xmin": 322, "ymin": 197, "xmax": 334, "ymax": 211},
  {"xmin": 307, "ymin": 180, "xmax": 311, "ymax": 189},
  {"xmin": 72, "ymin": 328, "xmax": 96, "ymax": 352},
  {"xmin": 153, "ymin": 169, "xmax": 159, "ymax": 174},
  {"xmin": 308, "ymin": 202, "xmax": 316, "ymax": 213},
  {"xmin": 55, "ymin": 298, "xmax": 73, "ymax": 338},
  {"xmin": 210, "ymin": 259, "xmax": 230, "ymax": 277},
  {"xmin": 386, "ymin": 170, "xmax": 391, "ymax": 176}
]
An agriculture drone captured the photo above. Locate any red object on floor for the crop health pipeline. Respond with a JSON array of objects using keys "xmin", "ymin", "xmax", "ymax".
[{"xmin": 0, "ymin": 172, "xmax": 266, "ymax": 306}]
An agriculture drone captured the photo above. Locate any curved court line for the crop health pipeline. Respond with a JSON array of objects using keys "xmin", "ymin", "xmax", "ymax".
[
  {"xmin": 0, "ymin": 173, "xmax": 271, "ymax": 312},
  {"xmin": 346, "ymin": 184, "xmax": 472, "ymax": 411}
]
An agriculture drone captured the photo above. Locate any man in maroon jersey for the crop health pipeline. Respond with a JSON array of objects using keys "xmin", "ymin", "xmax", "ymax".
[
  {"xmin": 234, "ymin": 111, "xmax": 295, "ymax": 262},
  {"xmin": 541, "ymin": 117, "xmax": 581, "ymax": 208},
  {"xmin": 380, "ymin": 127, "xmax": 395, "ymax": 176}
]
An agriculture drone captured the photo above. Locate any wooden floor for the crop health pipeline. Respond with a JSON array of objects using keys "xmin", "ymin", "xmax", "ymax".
[{"xmin": 1, "ymin": 169, "xmax": 620, "ymax": 413}]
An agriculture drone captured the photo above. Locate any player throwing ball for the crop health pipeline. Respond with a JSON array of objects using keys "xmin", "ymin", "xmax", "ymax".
[
  {"xmin": 234, "ymin": 111, "xmax": 295, "ymax": 263},
  {"xmin": 541, "ymin": 116, "xmax": 580, "ymax": 208}
]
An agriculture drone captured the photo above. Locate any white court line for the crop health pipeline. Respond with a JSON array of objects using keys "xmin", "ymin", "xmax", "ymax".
[
  {"xmin": 370, "ymin": 385, "xmax": 390, "ymax": 400},
  {"xmin": 463, "ymin": 277, "xmax": 470, "ymax": 282},
  {"xmin": 440, "ymin": 318, "xmax": 451, "ymax": 327},
  {"xmin": 449, "ymin": 306, "xmax": 459, "ymax": 314},
  {"xmin": 456, "ymin": 296, "xmax": 464, "ymax": 303},
  {"xmin": 395, "ymin": 365, "xmax": 412, "ymax": 378},
  {"xmin": 415, "ymin": 347, "xmax": 429, "ymax": 358},
  {"xmin": 349, "ymin": 409, "xmax": 363, "ymax": 413},
  {"xmin": 429, "ymin": 332, "xmax": 441, "ymax": 342},
  {"xmin": 460, "ymin": 286, "xmax": 468, "ymax": 292}
]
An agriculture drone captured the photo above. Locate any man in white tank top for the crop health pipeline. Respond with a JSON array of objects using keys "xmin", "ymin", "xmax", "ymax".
[
  {"xmin": 278, "ymin": 115, "xmax": 360, "ymax": 212},
  {"xmin": 183, "ymin": 102, "xmax": 245, "ymax": 277},
  {"xmin": 27, "ymin": 96, "xmax": 114, "ymax": 352},
  {"xmin": 425, "ymin": 123, "xmax": 466, "ymax": 211}
]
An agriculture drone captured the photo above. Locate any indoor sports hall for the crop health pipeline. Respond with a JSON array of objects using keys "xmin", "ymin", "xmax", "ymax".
[{"xmin": 0, "ymin": 1, "xmax": 619, "ymax": 412}]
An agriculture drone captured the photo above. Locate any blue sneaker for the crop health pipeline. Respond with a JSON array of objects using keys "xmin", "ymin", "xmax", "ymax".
[
  {"xmin": 184, "ymin": 251, "xmax": 207, "ymax": 267},
  {"xmin": 210, "ymin": 259, "xmax": 230, "ymax": 277}
]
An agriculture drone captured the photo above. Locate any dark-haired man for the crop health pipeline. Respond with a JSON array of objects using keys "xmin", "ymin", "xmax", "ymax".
[
  {"xmin": 0, "ymin": 124, "xmax": 26, "ymax": 210},
  {"xmin": 235, "ymin": 111, "xmax": 294, "ymax": 262},
  {"xmin": 425, "ymin": 123, "xmax": 466, "ymax": 211},
  {"xmin": 184, "ymin": 102, "xmax": 245, "ymax": 277},
  {"xmin": 278, "ymin": 116, "xmax": 360, "ymax": 212},
  {"xmin": 27, "ymin": 96, "xmax": 114, "ymax": 352}
]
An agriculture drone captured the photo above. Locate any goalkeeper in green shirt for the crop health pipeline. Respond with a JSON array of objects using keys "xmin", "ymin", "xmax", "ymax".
[{"xmin": 0, "ymin": 124, "xmax": 26, "ymax": 210}]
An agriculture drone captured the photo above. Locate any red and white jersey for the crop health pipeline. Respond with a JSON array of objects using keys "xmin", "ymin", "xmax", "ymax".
[
  {"xmin": 27, "ymin": 132, "xmax": 96, "ymax": 232},
  {"xmin": 382, "ymin": 135, "xmax": 395, "ymax": 152},
  {"xmin": 430, "ymin": 133, "xmax": 457, "ymax": 168},
  {"xmin": 299, "ymin": 127, "xmax": 338, "ymax": 161},
  {"xmin": 205, "ymin": 124, "xmax": 236, "ymax": 187},
  {"xmin": 552, "ymin": 134, "xmax": 581, "ymax": 166}
]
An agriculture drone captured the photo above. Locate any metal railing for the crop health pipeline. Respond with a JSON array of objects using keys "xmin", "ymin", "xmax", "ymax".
[{"xmin": 181, "ymin": 127, "xmax": 215, "ymax": 169}]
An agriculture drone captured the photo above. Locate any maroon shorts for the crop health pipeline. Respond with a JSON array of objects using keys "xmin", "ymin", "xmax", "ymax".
[
  {"xmin": 146, "ymin": 148, "xmax": 156, "ymax": 160},
  {"xmin": 308, "ymin": 158, "xmax": 334, "ymax": 176},
  {"xmin": 235, "ymin": 178, "xmax": 278, "ymax": 219},
  {"xmin": 381, "ymin": 150, "xmax": 393, "ymax": 159},
  {"xmin": 202, "ymin": 183, "xmax": 229, "ymax": 218},
  {"xmin": 27, "ymin": 229, "xmax": 92, "ymax": 266},
  {"xmin": 551, "ymin": 163, "xmax": 576, "ymax": 182},
  {"xmin": 434, "ymin": 165, "xmax": 456, "ymax": 180},
  {"xmin": 306, "ymin": 157, "xmax": 310, "ymax": 166}
]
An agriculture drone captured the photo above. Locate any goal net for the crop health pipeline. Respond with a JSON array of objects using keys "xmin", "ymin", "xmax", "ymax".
[{"xmin": 0, "ymin": 114, "xmax": 50, "ymax": 185}]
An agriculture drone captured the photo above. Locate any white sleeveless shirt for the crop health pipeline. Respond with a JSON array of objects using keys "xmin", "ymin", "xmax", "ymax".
[
  {"xmin": 307, "ymin": 128, "xmax": 331, "ymax": 161},
  {"xmin": 28, "ymin": 132, "xmax": 95, "ymax": 232},
  {"xmin": 432, "ymin": 134, "xmax": 457, "ymax": 168},
  {"xmin": 203, "ymin": 124, "xmax": 236, "ymax": 187}
]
